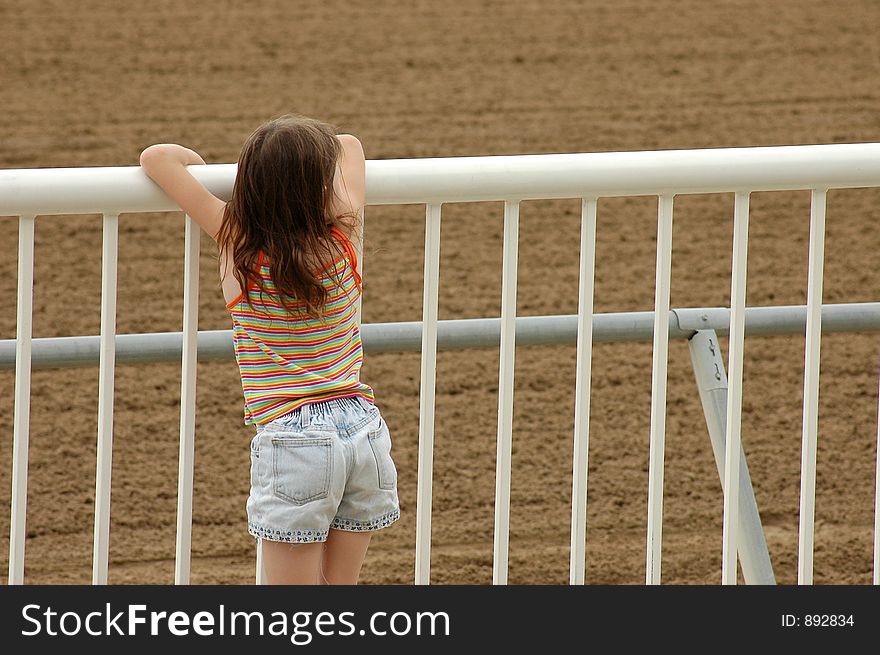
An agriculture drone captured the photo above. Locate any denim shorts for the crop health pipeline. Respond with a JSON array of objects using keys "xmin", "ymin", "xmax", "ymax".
[{"xmin": 247, "ymin": 395, "xmax": 400, "ymax": 544}]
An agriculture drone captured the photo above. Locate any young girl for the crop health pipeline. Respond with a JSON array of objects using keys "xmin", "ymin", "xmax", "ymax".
[{"xmin": 140, "ymin": 114, "xmax": 400, "ymax": 585}]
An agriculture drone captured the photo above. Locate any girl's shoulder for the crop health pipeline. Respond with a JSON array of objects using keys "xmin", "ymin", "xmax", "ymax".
[
  {"xmin": 327, "ymin": 226, "xmax": 362, "ymax": 290},
  {"xmin": 328, "ymin": 226, "xmax": 359, "ymax": 271}
]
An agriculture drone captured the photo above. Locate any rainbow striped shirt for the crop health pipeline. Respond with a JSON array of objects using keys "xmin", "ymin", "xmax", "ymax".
[{"xmin": 225, "ymin": 228, "xmax": 374, "ymax": 425}]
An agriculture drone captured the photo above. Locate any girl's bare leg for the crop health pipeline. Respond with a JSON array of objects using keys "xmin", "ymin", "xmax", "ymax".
[
  {"xmin": 261, "ymin": 540, "xmax": 324, "ymax": 585},
  {"xmin": 320, "ymin": 529, "xmax": 372, "ymax": 584}
]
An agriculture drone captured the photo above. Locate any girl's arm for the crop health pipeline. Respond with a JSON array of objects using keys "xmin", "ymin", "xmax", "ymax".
[
  {"xmin": 334, "ymin": 134, "xmax": 366, "ymax": 213},
  {"xmin": 333, "ymin": 134, "xmax": 367, "ymax": 265},
  {"xmin": 139, "ymin": 144, "xmax": 226, "ymax": 241}
]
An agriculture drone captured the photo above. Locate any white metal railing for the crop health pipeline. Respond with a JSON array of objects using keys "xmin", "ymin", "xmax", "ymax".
[
  {"xmin": 3, "ymin": 143, "xmax": 880, "ymax": 586},
  {"xmin": 722, "ymin": 192, "xmax": 750, "ymax": 584}
]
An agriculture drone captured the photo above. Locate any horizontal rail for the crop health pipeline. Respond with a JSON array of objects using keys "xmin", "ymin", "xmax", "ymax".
[
  {"xmin": 367, "ymin": 144, "xmax": 880, "ymax": 204},
  {"xmin": 0, "ymin": 164, "xmax": 236, "ymax": 216},
  {"xmin": 2, "ymin": 303, "xmax": 879, "ymax": 370},
  {"xmin": 1, "ymin": 143, "xmax": 880, "ymax": 215}
]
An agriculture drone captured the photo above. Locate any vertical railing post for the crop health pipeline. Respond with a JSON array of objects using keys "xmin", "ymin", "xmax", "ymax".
[
  {"xmin": 9, "ymin": 214, "xmax": 36, "ymax": 585},
  {"xmin": 797, "ymin": 189, "xmax": 827, "ymax": 585},
  {"xmin": 353, "ymin": 205, "xmax": 365, "ymax": 327},
  {"xmin": 256, "ymin": 540, "xmax": 265, "ymax": 585},
  {"xmin": 415, "ymin": 203, "xmax": 442, "ymax": 585},
  {"xmin": 570, "ymin": 198, "xmax": 598, "ymax": 584},
  {"xmin": 175, "ymin": 215, "xmax": 200, "ymax": 584},
  {"xmin": 493, "ymin": 200, "xmax": 520, "ymax": 585},
  {"xmin": 721, "ymin": 192, "xmax": 751, "ymax": 584},
  {"xmin": 874, "ymin": 370, "xmax": 880, "ymax": 585},
  {"xmin": 93, "ymin": 212, "xmax": 119, "ymax": 585},
  {"xmin": 646, "ymin": 195, "xmax": 674, "ymax": 585}
]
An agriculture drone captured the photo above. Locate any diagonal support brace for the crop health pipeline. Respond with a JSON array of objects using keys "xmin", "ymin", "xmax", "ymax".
[{"xmin": 688, "ymin": 329, "xmax": 776, "ymax": 584}]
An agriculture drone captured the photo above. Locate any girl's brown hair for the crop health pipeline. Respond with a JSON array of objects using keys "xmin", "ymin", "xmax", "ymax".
[{"xmin": 216, "ymin": 114, "xmax": 360, "ymax": 319}]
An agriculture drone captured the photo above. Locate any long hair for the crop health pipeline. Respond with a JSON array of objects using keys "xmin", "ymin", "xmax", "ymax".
[{"xmin": 216, "ymin": 114, "xmax": 361, "ymax": 320}]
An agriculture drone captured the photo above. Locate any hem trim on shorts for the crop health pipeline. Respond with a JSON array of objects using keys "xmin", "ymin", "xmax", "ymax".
[
  {"xmin": 330, "ymin": 508, "xmax": 400, "ymax": 532},
  {"xmin": 248, "ymin": 522, "xmax": 329, "ymax": 544}
]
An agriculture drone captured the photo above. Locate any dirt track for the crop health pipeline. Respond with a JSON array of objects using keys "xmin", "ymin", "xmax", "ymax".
[{"xmin": 1, "ymin": 0, "xmax": 880, "ymax": 584}]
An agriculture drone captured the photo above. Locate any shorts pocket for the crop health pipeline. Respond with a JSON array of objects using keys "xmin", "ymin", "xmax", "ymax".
[
  {"xmin": 249, "ymin": 435, "xmax": 262, "ymax": 486},
  {"xmin": 271, "ymin": 433, "xmax": 333, "ymax": 505},
  {"xmin": 368, "ymin": 417, "xmax": 397, "ymax": 491}
]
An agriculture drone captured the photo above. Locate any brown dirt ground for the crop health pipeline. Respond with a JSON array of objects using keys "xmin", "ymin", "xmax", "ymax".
[{"xmin": 1, "ymin": 0, "xmax": 880, "ymax": 585}]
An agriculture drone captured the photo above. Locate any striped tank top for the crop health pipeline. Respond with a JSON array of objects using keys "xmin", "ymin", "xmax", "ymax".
[{"xmin": 225, "ymin": 227, "xmax": 374, "ymax": 425}]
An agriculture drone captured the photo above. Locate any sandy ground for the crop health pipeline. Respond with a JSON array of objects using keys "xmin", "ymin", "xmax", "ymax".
[{"xmin": 1, "ymin": 0, "xmax": 880, "ymax": 584}]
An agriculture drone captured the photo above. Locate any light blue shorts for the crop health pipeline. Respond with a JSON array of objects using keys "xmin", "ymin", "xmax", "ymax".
[{"xmin": 247, "ymin": 395, "xmax": 400, "ymax": 544}]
